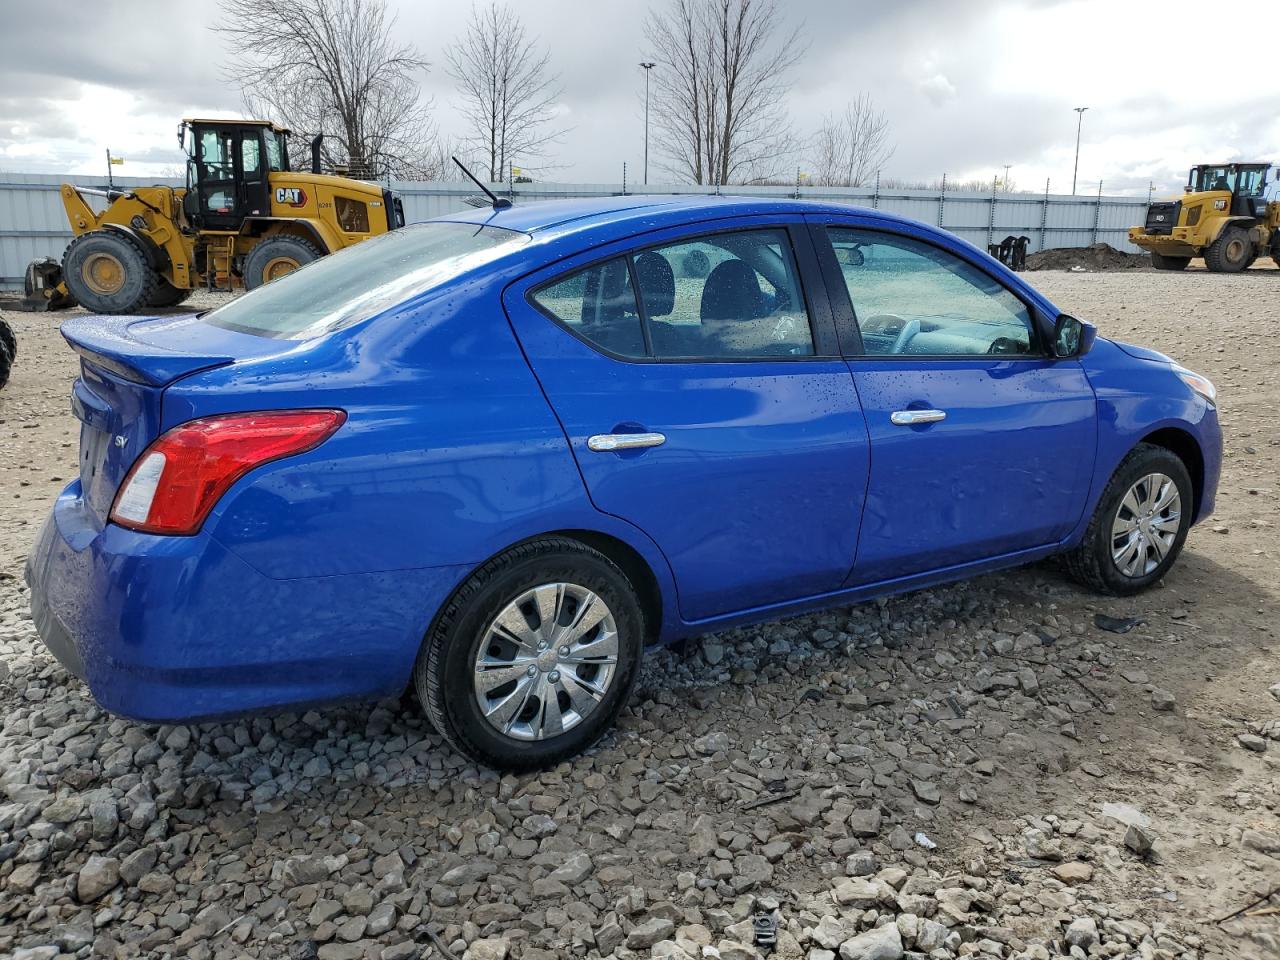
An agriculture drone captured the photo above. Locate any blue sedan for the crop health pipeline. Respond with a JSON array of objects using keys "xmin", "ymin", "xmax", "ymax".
[{"xmin": 26, "ymin": 196, "xmax": 1222, "ymax": 769}]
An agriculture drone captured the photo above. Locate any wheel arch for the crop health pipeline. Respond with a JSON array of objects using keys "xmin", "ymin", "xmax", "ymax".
[
  {"xmin": 548, "ymin": 529, "xmax": 665, "ymax": 645},
  {"xmin": 241, "ymin": 217, "xmax": 336, "ymax": 254},
  {"xmin": 1139, "ymin": 426, "xmax": 1205, "ymax": 520},
  {"xmin": 426, "ymin": 527, "xmax": 673, "ymax": 654}
]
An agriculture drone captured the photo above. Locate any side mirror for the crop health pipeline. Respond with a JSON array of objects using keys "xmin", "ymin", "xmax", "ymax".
[{"xmin": 1053, "ymin": 314, "xmax": 1097, "ymax": 358}]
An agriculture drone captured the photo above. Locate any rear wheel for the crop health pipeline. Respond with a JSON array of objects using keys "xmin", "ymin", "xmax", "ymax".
[
  {"xmin": 415, "ymin": 538, "xmax": 645, "ymax": 770},
  {"xmin": 1064, "ymin": 443, "xmax": 1193, "ymax": 596},
  {"xmin": 146, "ymin": 280, "xmax": 193, "ymax": 309},
  {"xmin": 1203, "ymin": 226, "xmax": 1252, "ymax": 273},
  {"xmin": 242, "ymin": 236, "xmax": 323, "ymax": 290},
  {"xmin": 62, "ymin": 231, "xmax": 157, "ymax": 313},
  {"xmin": 1150, "ymin": 251, "xmax": 1190, "ymax": 271}
]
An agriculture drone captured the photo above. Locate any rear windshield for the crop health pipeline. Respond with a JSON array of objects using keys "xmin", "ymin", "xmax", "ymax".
[{"xmin": 203, "ymin": 221, "xmax": 529, "ymax": 339}]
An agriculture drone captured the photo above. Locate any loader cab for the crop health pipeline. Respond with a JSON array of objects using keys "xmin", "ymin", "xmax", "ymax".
[
  {"xmin": 1187, "ymin": 163, "xmax": 1270, "ymax": 218},
  {"xmin": 181, "ymin": 120, "xmax": 291, "ymax": 231}
]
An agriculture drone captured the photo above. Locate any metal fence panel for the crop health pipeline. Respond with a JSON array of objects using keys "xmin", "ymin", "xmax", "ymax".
[{"xmin": 0, "ymin": 173, "xmax": 1152, "ymax": 288}]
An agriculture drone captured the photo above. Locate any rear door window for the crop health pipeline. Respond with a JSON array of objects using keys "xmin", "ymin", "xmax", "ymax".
[{"xmin": 529, "ymin": 228, "xmax": 816, "ymax": 361}]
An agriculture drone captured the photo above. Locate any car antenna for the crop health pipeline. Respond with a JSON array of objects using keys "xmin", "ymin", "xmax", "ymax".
[{"xmin": 452, "ymin": 157, "xmax": 512, "ymax": 210}]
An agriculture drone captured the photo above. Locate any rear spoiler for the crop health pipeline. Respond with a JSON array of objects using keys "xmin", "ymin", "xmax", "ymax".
[{"xmin": 61, "ymin": 316, "xmax": 234, "ymax": 386}]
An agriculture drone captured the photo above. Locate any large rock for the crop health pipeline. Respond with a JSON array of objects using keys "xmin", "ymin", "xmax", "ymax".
[
  {"xmin": 466, "ymin": 938, "xmax": 509, "ymax": 960},
  {"xmin": 627, "ymin": 917, "xmax": 676, "ymax": 949},
  {"xmin": 76, "ymin": 855, "xmax": 121, "ymax": 902},
  {"xmin": 839, "ymin": 923, "xmax": 903, "ymax": 960},
  {"xmin": 1064, "ymin": 917, "xmax": 1098, "ymax": 949}
]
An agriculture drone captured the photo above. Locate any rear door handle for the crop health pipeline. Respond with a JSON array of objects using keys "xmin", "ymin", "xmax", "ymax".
[
  {"xmin": 587, "ymin": 432, "xmax": 666, "ymax": 452},
  {"xmin": 890, "ymin": 409, "xmax": 946, "ymax": 426}
]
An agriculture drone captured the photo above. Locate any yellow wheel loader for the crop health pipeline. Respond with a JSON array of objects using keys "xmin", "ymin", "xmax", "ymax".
[
  {"xmin": 17, "ymin": 119, "xmax": 405, "ymax": 314},
  {"xmin": 1129, "ymin": 163, "xmax": 1278, "ymax": 273}
]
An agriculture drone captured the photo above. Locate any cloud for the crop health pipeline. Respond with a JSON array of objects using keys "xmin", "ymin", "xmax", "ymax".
[{"xmin": 917, "ymin": 72, "xmax": 958, "ymax": 106}]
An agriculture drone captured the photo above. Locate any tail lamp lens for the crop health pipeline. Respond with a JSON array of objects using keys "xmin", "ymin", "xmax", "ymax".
[{"xmin": 110, "ymin": 409, "xmax": 346, "ymax": 536}]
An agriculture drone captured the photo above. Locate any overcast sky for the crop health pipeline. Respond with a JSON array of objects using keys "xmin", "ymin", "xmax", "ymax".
[{"xmin": 2, "ymin": 0, "xmax": 1276, "ymax": 196}]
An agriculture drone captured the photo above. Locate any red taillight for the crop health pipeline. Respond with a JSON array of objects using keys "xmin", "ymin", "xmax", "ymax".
[{"xmin": 110, "ymin": 409, "xmax": 347, "ymax": 536}]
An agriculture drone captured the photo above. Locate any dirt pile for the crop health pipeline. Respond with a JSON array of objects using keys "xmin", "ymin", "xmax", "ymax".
[{"xmin": 1025, "ymin": 242, "xmax": 1149, "ymax": 272}]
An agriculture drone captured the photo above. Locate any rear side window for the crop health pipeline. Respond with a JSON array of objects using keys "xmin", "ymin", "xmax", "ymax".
[
  {"xmin": 531, "ymin": 258, "xmax": 645, "ymax": 357},
  {"xmin": 530, "ymin": 228, "xmax": 815, "ymax": 360}
]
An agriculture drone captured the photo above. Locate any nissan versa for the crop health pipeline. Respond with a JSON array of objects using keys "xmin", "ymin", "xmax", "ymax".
[{"xmin": 26, "ymin": 196, "xmax": 1221, "ymax": 769}]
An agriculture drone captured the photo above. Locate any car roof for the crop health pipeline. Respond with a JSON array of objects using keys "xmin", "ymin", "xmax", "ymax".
[{"xmin": 432, "ymin": 193, "xmax": 869, "ymax": 237}]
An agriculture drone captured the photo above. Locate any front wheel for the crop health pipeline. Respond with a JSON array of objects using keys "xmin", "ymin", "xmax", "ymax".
[
  {"xmin": 1064, "ymin": 443, "xmax": 1193, "ymax": 596},
  {"xmin": 415, "ymin": 538, "xmax": 645, "ymax": 770}
]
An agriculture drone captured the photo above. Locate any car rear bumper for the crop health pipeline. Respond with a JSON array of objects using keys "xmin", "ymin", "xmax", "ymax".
[{"xmin": 26, "ymin": 480, "xmax": 470, "ymax": 723}]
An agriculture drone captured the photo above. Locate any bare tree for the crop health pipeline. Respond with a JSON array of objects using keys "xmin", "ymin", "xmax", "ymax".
[
  {"xmin": 645, "ymin": 0, "xmax": 805, "ymax": 185},
  {"xmin": 446, "ymin": 3, "xmax": 564, "ymax": 182},
  {"xmin": 215, "ymin": 0, "xmax": 437, "ymax": 179},
  {"xmin": 809, "ymin": 94, "xmax": 894, "ymax": 187}
]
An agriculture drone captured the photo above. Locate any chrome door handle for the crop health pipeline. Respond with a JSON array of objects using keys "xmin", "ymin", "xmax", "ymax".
[
  {"xmin": 587, "ymin": 432, "xmax": 667, "ymax": 452},
  {"xmin": 890, "ymin": 409, "xmax": 946, "ymax": 426}
]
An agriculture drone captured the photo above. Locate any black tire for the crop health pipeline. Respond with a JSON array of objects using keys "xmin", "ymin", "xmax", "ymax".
[
  {"xmin": 1149, "ymin": 251, "xmax": 1190, "ymax": 271},
  {"xmin": 1063, "ymin": 443, "xmax": 1194, "ymax": 596},
  {"xmin": 0, "ymin": 317, "xmax": 16, "ymax": 362},
  {"xmin": 61, "ymin": 231, "xmax": 158, "ymax": 314},
  {"xmin": 414, "ymin": 538, "xmax": 645, "ymax": 770},
  {"xmin": 146, "ymin": 280, "xmax": 193, "ymax": 309},
  {"xmin": 1203, "ymin": 226, "xmax": 1252, "ymax": 273},
  {"xmin": 0, "ymin": 329, "xmax": 12, "ymax": 391},
  {"xmin": 242, "ymin": 236, "xmax": 323, "ymax": 290}
]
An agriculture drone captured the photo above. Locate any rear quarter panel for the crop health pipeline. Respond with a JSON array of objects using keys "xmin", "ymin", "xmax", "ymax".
[{"xmin": 162, "ymin": 270, "xmax": 673, "ymax": 588}]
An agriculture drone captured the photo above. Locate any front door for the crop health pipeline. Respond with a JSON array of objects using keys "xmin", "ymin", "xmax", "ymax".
[
  {"xmin": 504, "ymin": 221, "xmax": 870, "ymax": 622},
  {"xmin": 810, "ymin": 219, "xmax": 1098, "ymax": 584},
  {"xmin": 193, "ymin": 126, "xmax": 270, "ymax": 229}
]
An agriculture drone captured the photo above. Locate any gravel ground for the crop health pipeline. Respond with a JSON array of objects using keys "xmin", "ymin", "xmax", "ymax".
[{"xmin": 1, "ymin": 268, "xmax": 1278, "ymax": 960}]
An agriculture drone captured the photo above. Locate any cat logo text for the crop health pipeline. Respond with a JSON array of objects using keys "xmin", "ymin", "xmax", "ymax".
[{"xmin": 275, "ymin": 187, "xmax": 308, "ymax": 207}]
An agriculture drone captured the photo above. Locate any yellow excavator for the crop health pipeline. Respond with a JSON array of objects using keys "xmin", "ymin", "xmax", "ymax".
[
  {"xmin": 1129, "ymin": 162, "xmax": 1278, "ymax": 272},
  {"xmin": 15, "ymin": 119, "xmax": 404, "ymax": 314}
]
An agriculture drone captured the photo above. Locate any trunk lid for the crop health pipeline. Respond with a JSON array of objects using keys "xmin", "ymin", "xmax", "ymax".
[{"xmin": 61, "ymin": 313, "xmax": 286, "ymax": 522}]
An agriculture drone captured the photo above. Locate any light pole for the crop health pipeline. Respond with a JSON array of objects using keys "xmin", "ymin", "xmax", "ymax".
[
  {"xmin": 1072, "ymin": 106, "xmax": 1088, "ymax": 196},
  {"xmin": 640, "ymin": 61, "xmax": 656, "ymax": 186}
]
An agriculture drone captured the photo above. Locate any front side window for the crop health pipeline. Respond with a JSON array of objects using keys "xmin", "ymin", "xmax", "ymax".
[
  {"xmin": 530, "ymin": 228, "xmax": 815, "ymax": 361},
  {"xmin": 266, "ymin": 132, "xmax": 287, "ymax": 172},
  {"xmin": 241, "ymin": 135, "xmax": 262, "ymax": 177},
  {"xmin": 1236, "ymin": 168, "xmax": 1265, "ymax": 197},
  {"xmin": 203, "ymin": 222, "xmax": 529, "ymax": 340},
  {"xmin": 829, "ymin": 228, "xmax": 1037, "ymax": 357}
]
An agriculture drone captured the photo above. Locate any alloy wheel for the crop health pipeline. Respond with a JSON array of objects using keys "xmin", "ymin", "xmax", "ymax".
[
  {"xmin": 1111, "ymin": 472, "xmax": 1181, "ymax": 578},
  {"xmin": 472, "ymin": 583, "xmax": 619, "ymax": 741}
]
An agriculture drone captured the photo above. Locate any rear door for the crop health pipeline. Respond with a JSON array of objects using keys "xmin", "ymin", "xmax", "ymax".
[
  {"xmin": 504, "ymin": 219, "xmax": 870, "ymax": 622},
  {"xmin": 808, "ymin": 216, "xmax": 1098, "ymax": 584}
]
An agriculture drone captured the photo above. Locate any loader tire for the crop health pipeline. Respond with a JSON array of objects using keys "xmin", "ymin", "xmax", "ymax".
[
  {"xmin": 1203, "ymin": 226, "xmax": 1252, "ymax": 273},
  {"xmin": 0, "ymin": 316, "xmax": 16, "ymax": 361},
  {"xmin": 62, "ymin": 231, "xmax": 158, "ymax": 314},
  {"xmin": 1150, "ymin": 251, "xmax": 1190, "ymax": 271},
  {"xmin": 0, "ymin": 324, "xmax": 13, "ymax": 391},
  {"xmin": 242, "ymin": 236, "xmax": 323, "ymax": 290},
  {"xmin": 146, "ymin": 280, "xmax": 194, "ymax": 309}
]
